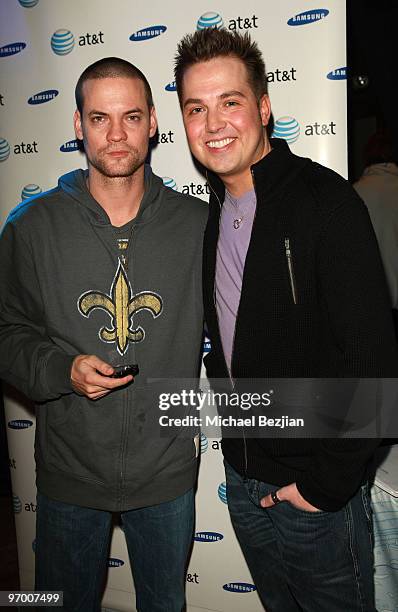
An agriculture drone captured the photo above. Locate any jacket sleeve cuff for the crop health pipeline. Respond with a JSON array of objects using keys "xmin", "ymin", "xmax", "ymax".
[{"xmin": 44, "ymin": 351, "xmax": 75, "ymax": 396}]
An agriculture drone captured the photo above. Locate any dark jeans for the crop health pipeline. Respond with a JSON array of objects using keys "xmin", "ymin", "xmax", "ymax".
[
  {"xmin": 35, "ymin": 489, "xmax": 194, "ymax": 612},
  {"xmin": 225, "ymin": 461, "xmax": 376, "ymax": 612}
]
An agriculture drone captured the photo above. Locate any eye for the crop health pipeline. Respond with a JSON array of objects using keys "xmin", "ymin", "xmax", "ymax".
[
  {"xmin": 225, "ymin": 100, "xmax": 239, "ymax": 107},
  {"xmin": 127, "ymin": 114, "xmax": 140, "ymax": 121},
  {"xmin": 189, "ymin": 107, "xmax": 204, "ymax": 115},
  {"xmin": 91, "ymin": 115, "xmax": 105, "ymax": 124}
]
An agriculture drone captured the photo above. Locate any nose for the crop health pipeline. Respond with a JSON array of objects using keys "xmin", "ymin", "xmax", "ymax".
[
  {"xmin": 206, "ymin": 107, "xmax": 226, "ymax": 133},
  {"xmin": 107, "ymin": 118, "xmax": 127, "ymax": 142}
]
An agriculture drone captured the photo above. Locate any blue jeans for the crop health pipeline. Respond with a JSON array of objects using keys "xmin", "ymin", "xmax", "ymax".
[
  {"xmin": 35, "ymin": 489, "xmax": 194, "ymax": 612},
  {"xmin": 225, "ymin": 462, "xmax": 376, "ymax": 612}
]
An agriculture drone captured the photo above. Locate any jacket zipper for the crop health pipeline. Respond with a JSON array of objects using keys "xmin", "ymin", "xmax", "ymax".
[
  {"xmin": 285, "ymin": 238, "xmax": 298, "ymax": 305},
  {"xmin": 235, "ymin": 169, "xmax": 259, "ymax": 477},
  {"xmin": 116, "ymin": 223, "xmax": 136, "ymax": 508}
]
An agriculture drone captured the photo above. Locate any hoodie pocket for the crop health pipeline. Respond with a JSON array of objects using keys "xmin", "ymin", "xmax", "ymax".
[{"xmin": 284, "ymin": 238, "xmax": 298, "ymax": 305}]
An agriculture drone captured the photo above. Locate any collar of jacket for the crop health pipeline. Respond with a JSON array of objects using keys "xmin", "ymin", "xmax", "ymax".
[
  {"xmin": 206, "ymin": 138, "xmax": 308, "ymax": 207},
  {"xmin": 58, "ymin": 164, "xmax": 164, "ymax": 227}
]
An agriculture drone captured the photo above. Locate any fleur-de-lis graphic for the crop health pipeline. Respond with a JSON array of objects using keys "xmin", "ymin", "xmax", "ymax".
[{"xmin": 78, "ymin": 261, "xmax": 162, "ymax": 355}]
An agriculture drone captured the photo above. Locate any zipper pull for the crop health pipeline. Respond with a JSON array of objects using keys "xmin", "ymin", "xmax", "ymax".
[{"xmin": 285, "ymin": 238, "xmax": 298, "ymax": 305}]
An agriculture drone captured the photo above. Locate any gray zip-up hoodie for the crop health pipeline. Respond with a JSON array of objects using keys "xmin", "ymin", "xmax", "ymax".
[{"xmin": 0, "ymin": 167, "xmax": 208, "ymax": 511}]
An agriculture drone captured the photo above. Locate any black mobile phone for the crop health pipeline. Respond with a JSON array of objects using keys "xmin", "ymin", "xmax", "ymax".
[{"xmin": 110, "ymin": 364, "xmax": 139, "ymax": 378}]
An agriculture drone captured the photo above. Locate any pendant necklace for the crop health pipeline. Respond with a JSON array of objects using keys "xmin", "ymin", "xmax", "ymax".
[{"xmin": 233, "ymin": 216, "xmax": 243, "ymax": 230}]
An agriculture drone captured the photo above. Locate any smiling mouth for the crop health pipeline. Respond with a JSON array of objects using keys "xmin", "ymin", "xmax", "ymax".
[{"xmin": 206, "ymin": 137, "xmax": 236, "ymax": 149}]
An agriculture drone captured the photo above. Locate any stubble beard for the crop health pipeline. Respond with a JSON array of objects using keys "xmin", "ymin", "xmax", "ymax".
[{"xmin": 88, "ymin": 147, "xmax": 145, "ymax": 180}]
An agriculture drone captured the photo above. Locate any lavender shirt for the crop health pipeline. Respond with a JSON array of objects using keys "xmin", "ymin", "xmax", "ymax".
[{"xmin": 215, "ymin": 188, "xmax": 256, "ymax": 372}]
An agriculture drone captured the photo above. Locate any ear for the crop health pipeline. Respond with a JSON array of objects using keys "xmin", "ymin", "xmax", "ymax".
[
  {"xmin": 149, "ymin": 106, "xmax": 158, "ymax": 138},
  {"xmin": 259, "ymin": 94, "xmax": 271, "ymax": 127},
  {"xmin": 74, "ymin": 109, "xmax": 83, "ymax": 140}
]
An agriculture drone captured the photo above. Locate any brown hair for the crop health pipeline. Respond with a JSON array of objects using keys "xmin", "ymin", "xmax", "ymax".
[
  {"xmin": 75, "ymin": 57, "xmax": 153, "ymax": 113},
  {"xmin": 174, "ymin": 28, "xmax": 267, "ymax": 105}
]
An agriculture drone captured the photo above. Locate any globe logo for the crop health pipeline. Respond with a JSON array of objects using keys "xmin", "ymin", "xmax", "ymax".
[
  {"xmin": 18, "ymin": 0, "xmax": 39, "ymax": 6},
  {"xmin": 200, "ymin": 432, "xmax": 208, "ymax": 453},
  {"xmin": 218, "ymin": 482, "xmax": 227, "ymax": 504},
  {"xmin": 197, "ymin": 12, "xmax": 224, "ymax": 30},
  {"xmin": 13, "ymin": 494, "xmax": 22, "ymax": 514},
  {"xmin": 22, "ymin": 184, "xmax": 42, "ymax": 200},
  {"xmin": 0, "ymin": 138, "xmax": 10, "ymax": 162},
  {"xmin": 51, "ymin": 29, "xmax": 75, "ymax": 55},
  {"xmin": 272, "ymin": 116, "xmax": 300, "ymax": 144},
  {"xmin": 162, "ymin": 177, "xmax": 177, "ymax": 191}
]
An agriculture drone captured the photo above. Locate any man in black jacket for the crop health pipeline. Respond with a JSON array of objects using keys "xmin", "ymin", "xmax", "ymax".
[{"xmin": 175, "ymin": 28, "xmax": 397, "ymax": 611}]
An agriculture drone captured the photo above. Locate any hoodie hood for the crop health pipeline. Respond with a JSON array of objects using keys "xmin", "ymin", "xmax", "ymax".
[{"xmin": 58, "ymin": 164, "xmax": 164, "ymax": 226}]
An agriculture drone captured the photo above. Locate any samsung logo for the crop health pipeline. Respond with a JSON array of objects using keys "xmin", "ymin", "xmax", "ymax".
[
  {"xmin": 327, "ymin": 67, "xmax": 347, "ymax": 80},
  {"xmin": 194, "ymin": 531, "xmax": 224, "ymax": 542},
  {"xmin": 108, "ymin": 558, "xmax": 124, "ymax": 567},
  {"xmin": 165, "ymin": 81, "xmax": 177, "ymax": 92},
  {"xmin": 223, "ymin": 582, "xmax": 256, "ymax": 593},
  {"xmin": 28, "ymin": 89, "xmax": 59, "ymax": 105},
  {"xmin": 0, "ymin": 42, "xmax": 26, "ymax": 57},
  {"xmin": 288, "ymin": 9, "xmax": 329, "ymax": 26},
  {"xmin": 8, "ymin": 419, "xmax": 33, "ymax": 429},
  {"xmin": 60, "ymin": 139, "xmax": 79, "ymax": 152},
  {"xmin": 129, "ymin": 25, "xmax": 167, "ymax": 41}
]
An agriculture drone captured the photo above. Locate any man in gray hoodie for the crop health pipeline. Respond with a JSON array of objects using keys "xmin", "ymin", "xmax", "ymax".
[{"xmin": 0, "ymin": 57, "xmax": 207, "ymax": 612}]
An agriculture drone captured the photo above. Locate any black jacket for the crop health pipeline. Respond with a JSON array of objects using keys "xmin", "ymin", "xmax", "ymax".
[{"xmin": 203, "ymin": 139, "xmax": 398, "ymax": 511}]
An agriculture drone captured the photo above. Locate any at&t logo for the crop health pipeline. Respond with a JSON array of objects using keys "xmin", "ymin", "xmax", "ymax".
[
  {"xmin": 13, "ymin": 495, "xmax": 22, "ymax": 514},
  {"xmin": 197, "ymin": 12, "xmax": 224, "ymax": 29},
  {"xmin": 272, "ymin": 117, "xmax": 300, "ymax": 144},
  {"xmin": 187, "ymin": 572, "xmax": 200, "ymax": 584},
  {"xmin": 162, "ymin": 177, "xmax": 177, "ymax": 191},
  {"xmin": 51, "ymin": 29, "xmax": 75, "ymax": 55},
  {"xmin": 288, "ymin": 9, "xmax": 329, "ymax": 26},
  {"xmin": 130, "ymin": 26, "xmax": 167, "ymax": 42},
  {"xmin": 0, "ymin": 138, "xmax": 11, "ymax": 162},
  {"xmin": 18, "ymin": 0, "xmax": 39, "ymax": 6},
  {"xmin": 21, "ymin": 184, "xmax": 42, "ymax": 200},
  {"xmin": 200, "ymin": 432, "xmax": 208, "ymax": 453},
  {"xmin": 197, "ymin": 12, "xmax": 258, "ymax": 31},
  {"xmin": 218, "ymin": 482, "xmax": 227, "ymax": 504}
]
